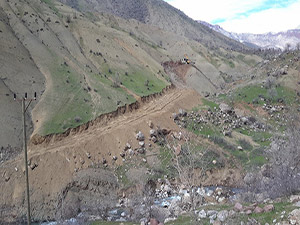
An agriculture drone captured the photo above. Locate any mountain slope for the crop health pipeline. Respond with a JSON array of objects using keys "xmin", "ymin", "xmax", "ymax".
[
  {"xmin": 0, "ymin": 0, "xmax": 261, "ymax": 153},
  {"xmin": 60, "ymin": 0, "xmax": 248, "ymax": 51},
  {"xmin": 199, "ymin": 20, "xmax": 300, "ymax": 50}
]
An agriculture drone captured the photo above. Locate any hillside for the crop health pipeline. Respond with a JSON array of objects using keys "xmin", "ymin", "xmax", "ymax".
[
  {"xmin": 59, "ymin": 0, "xmax": 248, "ymax": 51},
  {"xmin": 1, "ymin": 0, "xmax": 300, "ymax": 224},
  {"xmin": 0, "ymin": 0, "xmax": 261, "ymax": 153}
]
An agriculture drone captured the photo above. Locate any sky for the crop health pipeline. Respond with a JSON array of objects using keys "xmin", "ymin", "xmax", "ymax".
[{"xmin": 164, "ymin": 0, "xmax": 300, "ymax": 34}]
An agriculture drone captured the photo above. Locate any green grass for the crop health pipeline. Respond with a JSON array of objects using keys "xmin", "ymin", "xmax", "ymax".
[
  {"xmin": 246, "ymin": 201, "xmax": 296, "ymax": 224},
  {"xmin": 233, "ymin": 85, "xmax": 296, "ymax": 106},
  {"xmin": 121, "ymin": 69, "xmax": 167, "ymax": 97},
  {"xmin": 165, "ymin": 215, "xmax": 196, "ymax": 225},
  {"xmin": 158, "ymin": 147, "xmax": 177, "ymax": 178},
  {"xmin": 41, "ymin": 0, "xmax": 59, "ymax": 15},
  {"xmin": 91, "ymin": 222, "xmax": 138, "ymax": 225},
  {"xmin": 115, "ymin": 164, "xmax": 133, "ymax": 188},
  {"xmin": 202, "ymin": 98, "xmax": 219, "ymax": 111},
  {"xmin": 40, "ymin": 57, "xmax": 135, "ymax": 135},
  {"xmin": 41, "ymin": 63, "xmax": 93, "ymax": 135}
]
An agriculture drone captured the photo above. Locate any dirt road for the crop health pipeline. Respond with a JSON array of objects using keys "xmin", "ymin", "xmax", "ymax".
[{"xmin": 0, "ymin": 87, "xmax": 202, "ymax": 221}]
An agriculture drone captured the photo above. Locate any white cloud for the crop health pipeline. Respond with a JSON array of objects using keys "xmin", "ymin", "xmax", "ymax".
[
  {"xmin": 220, "ymin": 1, "xmax": 300, "ymax": 33},
  {"xmin": 165, "ymin": 0, "xmax": 300, "ymax": 34}
]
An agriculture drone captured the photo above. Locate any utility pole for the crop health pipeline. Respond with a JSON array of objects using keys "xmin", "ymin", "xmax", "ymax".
[{"xmin": 14, "ymin": 92, "xmax": 37, "ymax": 225}]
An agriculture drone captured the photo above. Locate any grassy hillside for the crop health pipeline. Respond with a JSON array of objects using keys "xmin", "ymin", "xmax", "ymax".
[{"xmin": 0, "ymin": 0, "xmax": 261, "ymax": 148}]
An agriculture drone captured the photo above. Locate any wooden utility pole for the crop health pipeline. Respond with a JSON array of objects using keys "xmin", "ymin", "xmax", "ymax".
[{"xmin": 14, "ymin": 92, "xmax": 36, "ymax": 225}]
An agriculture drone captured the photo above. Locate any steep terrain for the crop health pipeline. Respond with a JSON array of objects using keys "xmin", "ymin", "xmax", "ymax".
[
  {"xmin": 0, "ymin": 0, "xmax": 260, "ymax": 152},
  {"xmin": 199, "ymin": 20, "xmax": 300, "ymax": 50},
  {"xmin": 0, "ymin": 0, "xmax": 271, "ymax": 223}
]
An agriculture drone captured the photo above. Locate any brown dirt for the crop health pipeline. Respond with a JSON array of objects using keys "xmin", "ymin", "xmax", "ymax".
[{"xmin": 0, "ymin": 87, "xmax": 203, "ymax": 220}]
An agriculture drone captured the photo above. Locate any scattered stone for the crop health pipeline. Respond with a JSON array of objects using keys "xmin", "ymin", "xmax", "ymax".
[
  {"xmin": 245, "ymin": 209, "xmax": 252, "ymax": 215},
  {"xmin": 234, "ymin": 202, "xmax": 243, "ymax": 212},
  {"xmin": 139, "ymin": 141, "xmax": 145, "ymax": 147},
  {"xmin": 150, "ymin": 218, "xmax": 159, "ymax": 225},
  {"xmin": 290, "ymin": 195, "xmax": 300, "ymax": 203},
  {"xmin": 217, "ymin": 210, "xmax": 228, "ymax": 222},
  {"xmin": 263, "ymin": 204, "xmax": 274, "ymax": 212},
  {"xmin": 254, "ymin": 206, "xmax": 264, "ymax": 214},
  {"xmin": 178, "ymin": 108, "xmax": 187, "ymax": 117},
  {"xmin": 148, "ymin": 121, "xmax": 154, "ymax": 128},
  {"xmin": 86, "ymin": 152, "xmax": 91, "ymax": 159},
  {"xmin": 136, "ymin": 131, "xmax": 145, "ymax": 141},
  {"xmin": 198, "ymin": 209, "xmax": 206, "ymax": 218},
  {"xmin": 219, "ymin": 103, "xmax": 232, "ymax": 114},
  {"xmin": 289, "ymin": 209, "xmax": 300, "ymax": 225},
  {"xmin": 150, "ymin": 129, "xmax": 157, "ymax": 137},
  {"xmin": 120, "ymin": 152, "xmax": 125, "ymax": 158},
  {"xmin": 112, "ymin": 156, "xmax": 118, "ymax": 161}
]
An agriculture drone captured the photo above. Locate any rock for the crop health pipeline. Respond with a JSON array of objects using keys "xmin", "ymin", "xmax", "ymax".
[
  {"xmin": 150, "ymin": 218, "xmax": 159, "ymax": 225},
  {"xmin": 151, "ymin": 136, "xmax": 158, "ymax": 143},
  {"xmin": 219, "ymin": 103, "xmax": 232, "ymax": 114},
  {"xmin": 217, "ymin": 210, "xmax": 228, "ymax": 222},
  {"xmin": 290, "ymin": 195, "xmax": 300, "ymax": 203},
  {"xmin": 128, "ymin": 149, "xmax": 134, "ymax": 155},
  {"xmin": 121, "ymin": 212, "xmax": 126, "ymax": 217},
  {"xmin": 164, "ymin": 218, "xmax": 176, "ymax": 223},
  {"xmin": 112, "ymin": 156, "xmax": 118, "ymax": 161},
  {"xmin": 218, "ymin": 196, "xmax": 225, "ymax": 203},
  {"xmin": 207, "ymin": 210, "xmax": 218, "ymax": 218},
  {"xmin": 294, "ymin": 201, "xmax": 300, "ymax": 207},
  {"xmin": 237, "ymin": 146, "xmax": 243, "ymax": 151},
  {"xmin": 254, "ymin": 206, "xmax": 264, "ymax": 213},
  {"xmin": 213, "ymin": 221, "xmax": 221, "ymax": 225},
  {"xmin": 139, "ymin": 141, "xmax": 145, "ymax": 147},
  {"xmin": 245, "ymin": 209, "xmax": 252, "ymax": 215},
  {"xmin": 120, "ymin": 152, "xmax": 125, "ymax": 158},
  {"xmin": 150, "ymin": 129, "xmax": 157, "ymax": 137},
  {"xmin": 137, "ymin": 148, "xmax": 145, "ymax": 154},
  {"xmin": 174, "ymin": 144, "xmax": 181, "ymax": 156},
  {"xmin": 142, "ymin": 158, "xmax": 147, "ymax": 163},
  {"xmin": 289, "ymin": 209, "xmax": 300, "ymax": 225},
  {"xmin": 263, "ymin": 204, "xmax": 274, "ymax": 212},
  {"xmin": 178, "ymin": 108, "xmax": 187, "ymax": 116},
  {"xmin": 136, "ymin": 131, "xmax": 145, "ymax": 141},
  {"xmin": 148, "ymin": 121, "xmax": 154, "ymax": 128},
  {"xmin": 124, "ymin": 143, "xmax": 131, "ymax": 150},
  {"xmin": 172, "ymin": 113, "xmax": 179, "ymax": 120},
  {"xmin": 198, "ymin": 209, "xmax": 206, "ymax": 218},
  {"xmin": 234, "ymin": 202, "xmax": 243, "ymax": 212}
]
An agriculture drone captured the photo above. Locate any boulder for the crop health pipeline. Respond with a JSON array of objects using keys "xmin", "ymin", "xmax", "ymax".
[
  {"xmin": 136, "ymin": 131, "xmax": 145, "ymax": 141},
  {"xmin": 245, "ymin": 209, "xmax": 252, "ymax": 215},
  {"xmin": 150, "ymin": 129, "xmax": 157, "ymax": 137},
  {"xmin": 289, "ymin": 209, "xmax": 300, "ymax": 225},
  {"xmin": 290, "ymin": 195, "xmax": 300, "ymax": 203},
  {"xmin": 217, "ymin": 210, "xmax": 228, "ymax": 222},
  {"xmin": 150, "ymin": 218, "xmax": 159, "ymax": 225},
  {"xmin": 263, "ymin": 204, "xmax": 274, "ymax": 212},
  {"xmin": 254, "ymin": 206, "xmax": 264, "ymax": 214},
  {"xmin": 198, "ymin": 209, "xmax": 206, "ymax": 218},
  {"xmin": 219, "ymin": 103, "xmax": 232, "ymax": 114},
  {"xmin": 234, "ymin": 202, "xmax": 243, "ymax": 212}
]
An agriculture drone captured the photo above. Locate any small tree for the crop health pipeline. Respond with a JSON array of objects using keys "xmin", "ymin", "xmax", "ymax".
[{"xmin": 167, "ymin": 131, "xmax": 214, "ymax": 220}]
